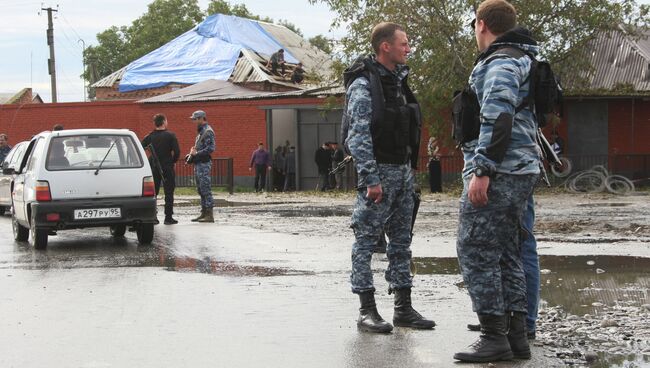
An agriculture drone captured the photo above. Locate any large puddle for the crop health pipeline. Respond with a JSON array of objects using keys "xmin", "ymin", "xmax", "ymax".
[{"xmin": 412, "ymin": 255, "xmax": 650, "ymax": 367}]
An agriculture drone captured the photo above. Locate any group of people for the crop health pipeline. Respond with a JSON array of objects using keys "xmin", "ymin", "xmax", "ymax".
[
  {"xmin": 314, "ymin": 141, "xmax": 345, "ymax": 191},
  {"xmin": 249, "ymin": 142, "xmax": 297, "ymax": 193},
  {"xmin": 141, "ymin": 110, "xmax": 215, "ymax": 225},
  {"xmin": 342, "ymin": 0, "xmax": 546, "ymax": 363}
]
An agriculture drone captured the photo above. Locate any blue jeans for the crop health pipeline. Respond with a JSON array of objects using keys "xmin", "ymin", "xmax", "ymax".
[{"xmin": 522, "ymin": 194, "xmax": 539, "ymax": 332}]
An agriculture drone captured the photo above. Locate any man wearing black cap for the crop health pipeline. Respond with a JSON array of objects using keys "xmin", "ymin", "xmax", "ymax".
[
  {"xmin": 142, "ymin": 113, "xmax": 180, "ymax": 224},
  {"xmin": 187, "ymin": 110, "xmax": 215, "ymax": 223}
]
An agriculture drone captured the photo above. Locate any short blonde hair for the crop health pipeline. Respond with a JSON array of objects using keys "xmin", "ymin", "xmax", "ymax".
[{"xmin": 371, "ymin": 22, "xmax": 404, "ymax": 54}]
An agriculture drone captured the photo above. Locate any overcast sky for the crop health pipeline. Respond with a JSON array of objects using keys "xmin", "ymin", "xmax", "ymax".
[
  {"xmin": 0, "ymin": 0, "xmax": 342, "ymax": 103},
  {"xmin": 2, "ymin": 0, "xmax": 649, "ymax": 103}
]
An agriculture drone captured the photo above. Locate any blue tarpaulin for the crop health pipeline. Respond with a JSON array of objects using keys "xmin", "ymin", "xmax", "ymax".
[{"xmin": 119, "ymin": 14, "xmax": 298, "ymax": 92}]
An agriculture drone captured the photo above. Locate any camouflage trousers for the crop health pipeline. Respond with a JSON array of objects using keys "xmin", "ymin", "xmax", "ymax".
[
  {"xmin": 456, "ymin": 173, "xmax": 538, "ymax": 315},
  {"xmin": 194, "ymin": 161, "xmax": 214, "ymax": 209},
  {"xmin": 350, "ymin": 164, "xmax": 414, "ymax": 294}
]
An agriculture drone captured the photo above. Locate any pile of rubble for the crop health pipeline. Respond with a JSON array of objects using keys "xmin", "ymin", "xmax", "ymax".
[{"xmin": 534, "ymin": 303, "xmax": 650, "ymax": 366}]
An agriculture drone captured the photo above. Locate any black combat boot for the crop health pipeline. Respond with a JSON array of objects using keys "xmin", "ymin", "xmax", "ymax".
[
  {"xmin": 198, "ymin": 207, "xmax": 214, "ymax": 223},
  {"xmin": 392, "ymin": 288, "xmax": 436, "ymax": 329},
  {"xmin": 191, "ymin": 208, "xmax": 205, "ymax": 222},
  {"xmin": 357, "ymin": 291, "xmax": 393, "ymax": 333},
  {"xmin": 507, "ymin": 312, "xmax": 531, "ymax": 359},
  {"xmin": 453, "ymin": 314, "xmax": 514, "ymax": 363}
]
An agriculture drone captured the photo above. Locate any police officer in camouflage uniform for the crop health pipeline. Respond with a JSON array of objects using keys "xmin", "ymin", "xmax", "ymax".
[
  {"xmin": 343, "ymin": 22, "xmax": 435, "ymax": 334},
  {"xmin": 454, "ymin": 0, "xmax": 540, "ymax": 362},
  {"xmin": 188, "ymin": 110, "xmax": 215, "ymax": 223}
]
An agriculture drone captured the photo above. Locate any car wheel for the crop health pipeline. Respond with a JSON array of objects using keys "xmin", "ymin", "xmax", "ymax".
[
  {"xmin": 110, "ymin": 225, "xmax": 127, "ymax": 237},
  {"xmin": 30, "ymin": 212, "xmax": 48, "ymax": 250},
  {"xmin": 136, "ymin": 223, "xmax": 154, "ymax": 245},
  {"xmin": 12, "ymin": 210, "xmax": 28, "ymax": 241},
  {"xmin": 0, "ymin": 206, "xmax": 6, "ymax": 216}
]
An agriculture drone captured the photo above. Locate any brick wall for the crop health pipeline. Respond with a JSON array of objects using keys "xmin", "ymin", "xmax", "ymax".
[{"xmin": 0, "ymin": 97, "xmax": 327, "ymax": 178}]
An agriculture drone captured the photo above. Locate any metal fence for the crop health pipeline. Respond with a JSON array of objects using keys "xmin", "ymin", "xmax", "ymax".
[{"xmin": 175, "ymin": 158, "xmax": 234, "ymax": 194}]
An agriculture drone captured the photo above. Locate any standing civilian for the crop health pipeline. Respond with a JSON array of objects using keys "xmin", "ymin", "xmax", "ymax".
[
  {"xmin": 249, "ymin": 142, "xmax": 271, "ymax": 193},
  {"xmin": 141, "ymin": 113, "xmax": 181, "ymax": 225}
]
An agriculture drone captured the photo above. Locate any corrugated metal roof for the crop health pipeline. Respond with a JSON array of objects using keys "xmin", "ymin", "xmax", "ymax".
[
  {"xmin": 138, "ymin": 79, "xmax": 341, "ymax": 104},
  {"xmin": 565, "ymin": 28, "xmax": 650, "ymax": 94},
  {"xmin": 91, "ymin": 67, "xmax": 126, "ymax": 88}
]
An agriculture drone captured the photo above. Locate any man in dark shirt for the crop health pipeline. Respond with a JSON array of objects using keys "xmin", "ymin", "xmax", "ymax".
[
  {"xmin": 315, "ymin": 142, "xmax": 332, "ymax": 191},
  {"xmin": 142, "ymin": 113, "xmax": 181, "ymax": 225},
  {"xmin": 291, "ymin": 62, "xmax": 305, "ymax": 84},
  {"xmin": 268, "ymin": 49, "xmax": 286, "ymax": 76}
]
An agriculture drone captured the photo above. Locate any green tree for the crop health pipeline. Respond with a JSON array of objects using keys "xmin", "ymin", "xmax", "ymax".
[
  {"xmin": 83, "ymin": 0, "xmax": 203, "ymax": 94},
  {"xmin": 309, "ymin": 34, "xmax": 333, "ymax": 53},
  {"xmin": 207, "ymin": 0, "xmax": 273, "ymax": 22},
  {"xmin": 278, "ymin": 19, "xmax": 303, "ymax": 36},
  {"xmin": 310, "ymin": 0, "xmax": 649, "ymax": 138}
]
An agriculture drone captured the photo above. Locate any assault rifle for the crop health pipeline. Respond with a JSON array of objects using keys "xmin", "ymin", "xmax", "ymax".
[
  {"xmin": 536, "ymin": 128, "xmax": 562, "ymax": 187},
  {"xmin": 329, "ymin": 155, "xmax": 353, "ymax": 175},
  {"xmin": 145, "ymin": 144, "xmax": 165, "ymax": 185}
]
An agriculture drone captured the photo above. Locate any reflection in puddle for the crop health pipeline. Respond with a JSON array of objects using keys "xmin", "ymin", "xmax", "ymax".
[
  {"xmin": 537, "ymin": 255, "xmax": 650, "ymax": 316},
  {"xmin": 413, "ymin": 255, "xmax": 650, "ymax": 314},
  {"xmin": 3, "ymin": 245, "xmax": 311, "ymax": 278},
  {"xmin": 412, "ymin": 255, "xmax": 650, "ymax": 368},
  {"xmin": 156, "ymin": 252, "xmax": 313, "ymax": 277}
]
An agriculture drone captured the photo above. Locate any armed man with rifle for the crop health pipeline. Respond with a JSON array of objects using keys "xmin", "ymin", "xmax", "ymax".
[
  {"xmin": 142, "ymin": 113, "xmax": 181, "ymax": 225},
  {"xmin": 341, "ymin": 21, "xmax": 435, "ymax": 334}
]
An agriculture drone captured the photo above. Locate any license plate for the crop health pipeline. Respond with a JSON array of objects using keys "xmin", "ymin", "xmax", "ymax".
[{"xmin": 74, "ymin": 208, "xmax": 121, "ymax": 220}]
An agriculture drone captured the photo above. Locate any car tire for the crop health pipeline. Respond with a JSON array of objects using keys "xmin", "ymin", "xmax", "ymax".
[
  {"xmin": 12, "ymin": 210, "xmax": 28, "ymax": 242},
  {"xmin": 30, "ymin": 212, "xmax": 48, "ymax": 250},
  {"xmin": 0, "ymin": 206, "xmax": 6, "ymax": 216},
  {"xmin": 136, "ymin": 223, "xmax": 154, "ymax": 245},
  {"xmin": 110, "ymin": 225, "xmax": 127, "ymax": 237}
]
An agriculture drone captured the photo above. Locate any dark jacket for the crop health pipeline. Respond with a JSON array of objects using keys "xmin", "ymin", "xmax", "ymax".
[
  {"xmin": 315, "ymin": 147, "xmax": 332, "ymax": 174},
  {"xmin": 141, "ymin": 130, "xmax": 180, "ymax": 166}
]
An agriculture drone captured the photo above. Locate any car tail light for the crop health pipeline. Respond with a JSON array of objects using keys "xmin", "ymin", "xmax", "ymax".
[
  {"xmin": 142, "ymin": 176, "xmax": 155, "ymax": 197},
  {"xmin": 35, "ymin": 181, "xmax": 52, "ymax": 202},
  {"xmin": 46, "ymin": 213, "xmax": 60, "ymax": 222}
]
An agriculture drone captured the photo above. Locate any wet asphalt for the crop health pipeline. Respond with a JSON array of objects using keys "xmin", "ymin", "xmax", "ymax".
[{"xmin": 0, "ymin": 206, "xmax": 563, "ymax": 368}]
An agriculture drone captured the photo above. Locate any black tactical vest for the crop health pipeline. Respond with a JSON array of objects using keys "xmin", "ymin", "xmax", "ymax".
[{"xmin": 342, "ymin": 56, "xmax": 422, "ymax": 170}]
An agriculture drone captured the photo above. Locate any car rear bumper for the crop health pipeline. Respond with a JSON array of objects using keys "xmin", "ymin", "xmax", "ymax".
[{"xmin": 31, "ymin": 197, "xmax": 157, "ymax": 229}]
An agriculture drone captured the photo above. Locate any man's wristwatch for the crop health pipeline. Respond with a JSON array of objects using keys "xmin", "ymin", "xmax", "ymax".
[{"xmin": 473, "ymin": 165, "xmax": 492, "ymax": 178}]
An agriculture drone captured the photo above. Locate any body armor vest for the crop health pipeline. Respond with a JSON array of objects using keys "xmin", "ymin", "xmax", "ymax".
[{"xmin": 342, "ymin": 56, "xmax": 423, "ymax": 170}]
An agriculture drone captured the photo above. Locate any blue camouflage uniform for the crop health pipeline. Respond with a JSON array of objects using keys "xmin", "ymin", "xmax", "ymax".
[
  {"xmin": 194, "ymin": 124, "xmax": 215, "ymax": 209},
  {"xmin": 457, "ymin": 29, "xmax": 541, "ymax": 315},
  {"xmin": 346, "ymin": 63, "xmax": 415, "ymax": 294}
]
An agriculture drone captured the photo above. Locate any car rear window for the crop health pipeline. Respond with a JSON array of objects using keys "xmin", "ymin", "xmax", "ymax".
[{"xmin": 46, "ymin": 135, "xmax": 143, "ymax": 171}]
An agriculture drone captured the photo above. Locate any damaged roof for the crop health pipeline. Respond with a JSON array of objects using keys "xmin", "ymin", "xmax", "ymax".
[
  {"xmin": 92, "ymin": 14, "xmax": 333, "ymax": 93},
  {"xmin": 138, "ymin": 78, "xmax": 342, "ymax": 104}
]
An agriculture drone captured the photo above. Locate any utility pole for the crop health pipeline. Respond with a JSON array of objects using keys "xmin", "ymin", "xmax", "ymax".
[
  {"xmin": 42, "ymin": 6, "xmax": 58, "ymax": 103},
  {"xmin": 78, "ymin": 39, "xmax": 86, "ymax": 102}
]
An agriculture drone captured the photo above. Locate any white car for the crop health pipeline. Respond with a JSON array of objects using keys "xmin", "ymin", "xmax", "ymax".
[
  {"xmin": 0, "ymin": 141, "xmax": 29, "ymax": 215},
  {"xmin": 11, "ymin": 129, "xmax": 158, "ymax": 249}
]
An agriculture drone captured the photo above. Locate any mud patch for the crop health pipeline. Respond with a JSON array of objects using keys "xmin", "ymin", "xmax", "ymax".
[{"xmin": 172, "ymin": 199, "xmax": 295, "ymax": 208}]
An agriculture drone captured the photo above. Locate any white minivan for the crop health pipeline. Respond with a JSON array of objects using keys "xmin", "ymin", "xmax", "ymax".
[{"xmin": 11, "ymin": 129, "xmax": 158, "ymax": 249}]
